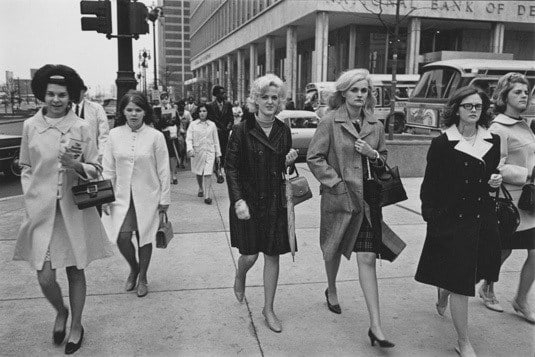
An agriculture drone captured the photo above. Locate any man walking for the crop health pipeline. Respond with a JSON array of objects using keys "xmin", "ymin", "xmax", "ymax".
[{"xmin": 207, "ymin": 85, "xmax": 233, "ymax": 166}]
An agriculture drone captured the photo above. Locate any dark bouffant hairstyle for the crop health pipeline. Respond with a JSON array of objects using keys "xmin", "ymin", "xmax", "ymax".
[
  {"xmin": 31, "ymin": 64, "xmax": 84, "ymax": 103},
  {"xmin": 212, "ymin": 85, "xmax": 225, "ymax": 96},
  {"xmin": 492, "ymin": 72, "xmax": 529, "ymax": 114},
  {"xmin": 443, "ymin": 86, "xmax": 491, "ymax": 128},
  {"xmin": 195, "ymin": 103, "xmax": 208, "ymax": 118},
  {"xmin": 114, "ymin": 90, "xmax": 153, "ymax": 126}
]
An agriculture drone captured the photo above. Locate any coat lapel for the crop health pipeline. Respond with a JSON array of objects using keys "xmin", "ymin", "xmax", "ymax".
[
  {"xmin": 246, "ymin": 115, "xmax": 278, "ymax": 152},
  {"xmin": 445, "ymin": 125, "xmax": 493, "ymax": 162},
  {"xmin": 35, "ymin": 109, "xmax": 79, "ymax": 134},
  {"xmin": 335, "ymin": 105, "xmax": 378, "ymax": 140}
]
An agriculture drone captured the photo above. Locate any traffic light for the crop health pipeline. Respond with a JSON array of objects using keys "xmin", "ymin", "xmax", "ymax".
[
  {"xmin": 129, "ymin": 2, "xmax": 149, "ymax": 35},
  {"xmin": 80, "ymin": 0, "xmax": 112, "ymax": 34}
]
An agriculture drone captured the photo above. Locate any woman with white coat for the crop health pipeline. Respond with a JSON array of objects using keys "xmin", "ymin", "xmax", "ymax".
[
  {"xmin": 102, "ymin": 90, "xmax": 171, "ymax": 298},
  {"xmin": 13, "ymin": 64, "xmax": 113, "ymax": 354},
  {"xmin": 186, "ymin": 103, "xmax": 221, "ymax": 204}
]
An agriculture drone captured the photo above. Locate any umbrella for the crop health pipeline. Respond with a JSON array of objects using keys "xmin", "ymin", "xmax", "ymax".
[{"xmin": 285, "ymin": 174, "xmax": 296, "ymax": 261}]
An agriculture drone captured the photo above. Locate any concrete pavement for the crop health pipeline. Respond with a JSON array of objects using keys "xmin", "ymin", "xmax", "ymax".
[{"xmin": 0, "ymin": 163, "xmax": 533, "ymax": 356}]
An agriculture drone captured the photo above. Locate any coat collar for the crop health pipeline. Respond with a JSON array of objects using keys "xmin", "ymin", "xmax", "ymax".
[
  {"xmin": 34, "ymin": 108, "xmax": 79, "ymax": 134},
  {"xmin": 492, "ymin": 113, "xmax": 524, "ymax": 126},
  {"xmin": 333, "ymin": 104, "xmax": 378, "ymax": 140},
  {"xmin": 444, "ymin": 125, "xmax": 493, "ymax": 162},
  {"xmin": 245, "ymin": 113, "xmax": 284, "ymax": 152}
]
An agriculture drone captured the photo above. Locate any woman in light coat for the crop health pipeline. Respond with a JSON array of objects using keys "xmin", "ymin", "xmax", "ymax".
[
  {"xmin": 186, "ymin": 103, "xmax": 221, "ymax": 204},
  {"xmin": 480, "ymin": 72, "xmax": 535, "ymax": 323},
  {"xmin": 102, "ymin": 90, "xmax": 170, "ymax": 298},
  {"xmin": 13, "ymin": 64, "xmax": 113, "ymax": 354},
  {"xmin": 307, "ymin": 69, "xmax": 394, "ymax": 348}
]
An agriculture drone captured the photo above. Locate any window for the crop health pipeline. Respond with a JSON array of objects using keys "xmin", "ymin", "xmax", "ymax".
[
  {"xmin": 289, "ymin": 116, "xmax": 318, "ymax": 129},
  {"xmin": 412, "ymin": 68, "xmax": 461, "ymax": 99}
]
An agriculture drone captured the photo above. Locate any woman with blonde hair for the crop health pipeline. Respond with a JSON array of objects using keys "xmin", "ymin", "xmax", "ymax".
[
  {"xmin": 307, "ymin": 69, "xmax": 395, "ymax": 347},
  {"xmin": 479, "ymin": 72, "xmax": 535, "ymax": 323},
  {"xmin": 226, "ymin": 74, "xmax": 298, "ymax": 333}
]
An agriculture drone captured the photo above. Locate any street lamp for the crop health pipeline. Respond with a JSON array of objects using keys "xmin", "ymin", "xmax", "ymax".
[
  {"xmin": 148, "ymin": 6, "xmax": 163, "ymax": 91},
  {"xmin": 138, "ymin": 49, "xmax": 150, "ymax": 95}
]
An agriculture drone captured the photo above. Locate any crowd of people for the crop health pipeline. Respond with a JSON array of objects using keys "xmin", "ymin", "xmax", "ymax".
[{"xmin": 12, "ymin": 63, "xmax": 534, "ymax": 356}]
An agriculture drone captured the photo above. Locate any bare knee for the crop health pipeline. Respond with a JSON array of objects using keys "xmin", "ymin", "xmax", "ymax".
[
  {"xmin": 263, "ymin": 254, "xmax": 280, "ymax": 264},
  {"xmin": 240, "ymin": 253, "xmax": 259, "ymax": 265},
  {"xmin": 357, "ymin": 252, "xmax": 377, "ymax": 266}
]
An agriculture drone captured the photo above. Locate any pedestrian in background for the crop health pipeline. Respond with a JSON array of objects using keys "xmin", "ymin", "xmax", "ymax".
[
  {"xmin": 101, "ymin": 90, "xmax": 170, "ymax": 298},
  {"xmin": 13, "ymin": 64, "xmax": 113, "ymax": 354},
  {"xmin": 207, "ymin": 85, "xmax": 233, "ymax": 166},
  {"xmin": 226, "ymin": 74, "xmax": 298, "ymax": 333},
  {"xmin": 307, "ymin": 69, "xmax": 394, "ymax": 348},
  {"xmin": 155, "ymin": 104, "xmax": 180, "ymax": 185},
  {"xmin": 415, "ymin": 86, "xmax": 502, "ymax": 357},
  {"xmin": 232, "ymin": 100, "xmax": 243, "ymax": 126},
  {"xmin": 186, "ymin": 103, "xmax": 221, "ymax": 204},
  {"xmin": 480, "ymin": 72, "xmax": 535, "ymax": 323}
]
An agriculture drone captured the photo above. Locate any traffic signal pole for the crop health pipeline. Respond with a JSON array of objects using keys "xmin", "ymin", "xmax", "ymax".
[{"xmin": 115, "ymin": 0, "xmax": 138, "ymax": 107}]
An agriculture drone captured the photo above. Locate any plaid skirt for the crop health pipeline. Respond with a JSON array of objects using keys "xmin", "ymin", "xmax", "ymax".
[{"xmin": 353, "ymin": 216, "xmax": 378, "ymax": 253}]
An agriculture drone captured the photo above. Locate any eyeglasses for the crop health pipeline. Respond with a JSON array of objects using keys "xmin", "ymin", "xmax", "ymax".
[{"xmin": 459, "ymin": 103, "xmax": 483, "ymax": 111}]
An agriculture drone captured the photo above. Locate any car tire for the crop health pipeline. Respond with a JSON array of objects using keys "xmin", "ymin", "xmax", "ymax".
[{"xmin": 5, "ymin": 151, "xmax": 21, "ymax": 178}]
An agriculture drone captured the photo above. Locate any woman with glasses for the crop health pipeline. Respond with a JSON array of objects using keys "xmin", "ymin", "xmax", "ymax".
[
  {"xmin": 416, "ymin": 86, "xmax": 502, "ymax": 357},
  {"xmin": 479, "ymin": 72, "xmax": 535, "ymax": 323}
]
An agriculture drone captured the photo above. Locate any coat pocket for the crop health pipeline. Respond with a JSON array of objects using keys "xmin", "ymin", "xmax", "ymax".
[{"xmin": 321, "ymin": 182, "xmax": 353, "ymax": 214}]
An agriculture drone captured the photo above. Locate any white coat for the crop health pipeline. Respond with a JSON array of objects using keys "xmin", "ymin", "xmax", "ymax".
[
  {"xmin": 13, "ymin": 110, "xmax": 113, "ymax": 270},
  {"xmin": 77, "ymin": 99, "xmax": 109, "ymax": 160},
  {"xmin": 186, "ymin": 119, "xmax": 221, "ymax": 175},
  {"xmin": 101, "ymin": 124, "xmax": 171, "ymax": 246}
]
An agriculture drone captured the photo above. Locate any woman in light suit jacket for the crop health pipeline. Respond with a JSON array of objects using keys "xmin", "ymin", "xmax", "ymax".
[
  {"xmin": 307, "ymin": 69, "xmax": 394, "ymax": 348},
  {"xmin": 102, "ymin": 90, "xmax": 171, "ymax": 298}
]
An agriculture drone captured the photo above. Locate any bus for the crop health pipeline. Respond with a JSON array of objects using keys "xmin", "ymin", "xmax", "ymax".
[
  {"xmin": 305, "ymin": 74, "xmax": 419, "ymax": 133},
  {"xmin": 405, "ymin": 59, "xmax": 535, "ymax": 133}
]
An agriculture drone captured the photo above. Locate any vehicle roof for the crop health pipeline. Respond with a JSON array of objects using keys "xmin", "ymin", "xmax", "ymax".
[
  {"xmin": 0, "ymin": 134, "xmax": 22, "ymax": 139},
  {"xmin": 277, "ymin": 110, "xmax": 319, "ymax": 119},
  {"xmin": 423, "ymin": 59, "xmax": 535, "ymax": 72},
  {"xmin": 307, "ymin": 75, "xmax": 420, "ymax": 93}
]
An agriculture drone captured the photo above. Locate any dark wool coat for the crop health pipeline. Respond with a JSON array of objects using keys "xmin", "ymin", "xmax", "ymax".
[
  {"xmin": 207, "ymin": 100, "xmax": 233, "ymax": 162},
  {"xmin": 415, "ymin": 125, "xmax": 502, "ymax": 296},
  {"xmin": 225, "ymin": 113, "xmax": 292, "ymax": 256}
]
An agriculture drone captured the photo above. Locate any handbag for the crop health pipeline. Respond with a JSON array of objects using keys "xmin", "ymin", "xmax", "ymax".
[
  {"xmin": 518, "ymin": 167, "xmax": 535, "ymax": 211},
  {"xmin": 214, "ymin": 160, "xmax": 225, "ymax": 184},
  {"xmin": 378, "ymin": 221, "xmax": 407, "ymax": 262},
  {"xmin": 493, "ymin": 185, "xmax": 521, "ymax": 240},
  {"xmin": 364, "ymin": 158, "xmax": 407, "ymax": 207},
  {"xmin": 71, "ymin": 174, "xmax": 115, "ymax": 210},
  {"xmin": 156, "ymin": 212, "xmax": 174, "ymax": 249},
  {"xmin": 288, "ymin": 165, "xmax": 313, "ymax": 206}
]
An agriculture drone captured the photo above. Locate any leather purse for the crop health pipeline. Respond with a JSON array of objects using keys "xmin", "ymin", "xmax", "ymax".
[
  {"xmin": 493, "ymin": 185, "xmax": 520, "ymax": 240},
  {"xmin": 156, "ymin": 212, "xmax": 173, "ymax": 249},
  {"xmin": 378, "ymin": 221, "xmax": 407, "ymax": 262},
  {"xmin": 518, "ymin": 167, "xmax": 535, "ymax": 211},
  {"xmin": 288, "ymin": 166, "xmax": 312, "ymax": 206},
  {"xmin": 214, "ymin": 160, "xmax": 225, "ymax": 184},
  {"xmin": 364, "ymin": 158, "xmax": 407, "ymax": 207},
  {"xmin": 71, "ymin": 175, "xmax": 115, "ymax": 210}
]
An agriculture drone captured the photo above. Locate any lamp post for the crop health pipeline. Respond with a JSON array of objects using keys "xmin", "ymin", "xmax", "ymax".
[
  {"xmin": 138, "ymin": 49, "xmax": 150, "ymax": 95},
  {"xmin": 148, "ymin": 6, "xmax": 163, "ymax": 91}
]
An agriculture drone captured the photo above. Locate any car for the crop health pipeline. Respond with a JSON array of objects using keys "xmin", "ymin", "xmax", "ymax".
[
  {"xmin": 102, "ymin": 98, "xmax": 117, "ymax": 127},
  {"xmin": 277, "ymin": 110, "xmax": 319, "ymax": 161},
  {"xmin": 0, "ymin": 134, "xmax": 22, "ymax": 177}
]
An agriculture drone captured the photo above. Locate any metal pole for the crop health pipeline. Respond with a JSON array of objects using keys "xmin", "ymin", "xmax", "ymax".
[
  {"xmin": 153, "ymin": 21, "xmax": 158, "ymax": 90},
  {"xmin": 115, "ymin": 0, "xmax": 137, "ymax": 107}
]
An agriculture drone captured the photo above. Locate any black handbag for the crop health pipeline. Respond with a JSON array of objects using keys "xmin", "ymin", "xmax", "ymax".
[
  {"xmin": 288, "ymin": 166, "xmax": 313, "ymax": 206},
  {"xmin": 518, "ymin": 167, "xmax": 535, "ymax": 211},
  {"xmin": 364, "ymin": 158, "xmax": 407, "ymax": 207},
  {"xmin": 493, "ymin": 185, "xmax": 521, "ymax": 240},
  {"xmin": 214, "ymin": 160, "xmax": 225, "ymax": 184},
  {"xmin": 71, "ymin": 175, "xmax": 115, "ymax": 210},
  {"xmin": 156, "ymin": 212, "xmax": 174, "ymax": 249}
]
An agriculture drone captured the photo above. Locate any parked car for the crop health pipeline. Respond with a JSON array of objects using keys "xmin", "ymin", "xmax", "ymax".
[
  {"xmin": 0, "ymin": 134, "xmax": 22, "ymax": 177},
  {"xmin": 277, "ymin": 110, "xmax": 319, "ymax": 161},
  {"xmin": 102, "ymin": 98, "xmax": 117, "ymax": 127}
]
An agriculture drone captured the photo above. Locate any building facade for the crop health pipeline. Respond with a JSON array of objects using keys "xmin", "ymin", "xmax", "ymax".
[{"xmin": 188, "ymin": 0, "xmax": 535, "ymax": 106}]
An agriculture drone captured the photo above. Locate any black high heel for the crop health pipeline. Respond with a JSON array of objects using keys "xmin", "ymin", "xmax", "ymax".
[
  {"xmin": 65, "ymin": 327, "xmax": 84, "ymax": 355},
  {"xmin": 53, "ymin": 308, "xmax": 68, "ymax": 345},
  {"xmin": 368, "ymin": 329, "xmax": 395, "ymax": 348},
  {"xmin": 325, "ymin": 289, "xmax": 341, "ymax": 314}
]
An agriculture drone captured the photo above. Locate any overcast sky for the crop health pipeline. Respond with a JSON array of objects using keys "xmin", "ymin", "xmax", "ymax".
[{"xmin": 0, "ymin": 0, "xmax": 154, "ymax": 96}]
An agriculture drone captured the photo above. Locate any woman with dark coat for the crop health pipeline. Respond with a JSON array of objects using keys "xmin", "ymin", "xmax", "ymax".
[
  {"xmin": 226, "ymin": 74, "xmax": 298, "ymax": 333},
  {"xmin": 415, "ymin": 86, "xmax": 502, "ymax": 357}
]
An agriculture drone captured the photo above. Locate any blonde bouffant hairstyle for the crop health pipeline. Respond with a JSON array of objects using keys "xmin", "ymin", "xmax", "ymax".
[
  {"xmin": 246, "ymin": 74, "xmax": 287, "ymax": 114},
  {"xmin": 328, "ymin": 69, "xmax": 376, "ymax": 118},
  {"xmin": 492, "ymin": 72, "xmax": 529, "ymax": 114}
]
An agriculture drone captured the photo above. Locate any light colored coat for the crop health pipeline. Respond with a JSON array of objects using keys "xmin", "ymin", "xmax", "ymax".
[
  {"xmin": 13, "ymin": 110, "xmax": 113, "ymax": 270},
  {"xmin": 490, "ymin": 113, "xmax": 535, "ymax": 231},
  {"xmin": 101, "ymin": 124, "xmax": 171, "ymax": 246},
  {"xmin": 307, "ymin": 105, "xmax": 387, "ymax": 260},
  {"xmin": 186, "ymin": 119, "xmax": 221, "ymax": 175},
  {"xmin": 77, "ymin": 99, "xmax": 109, "ymax": 160}
]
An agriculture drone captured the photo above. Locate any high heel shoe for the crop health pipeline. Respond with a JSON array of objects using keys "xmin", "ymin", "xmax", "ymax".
[
  {"xmin": 325, "ymin": 289, "xmax": 341, "ymax": 314},
  {"xmin": 262, "ymin": 309, "xmax": 282, "ymax": 333},
  {"xmin": 512, "ymin": 298, "xmax": 535, "ymax": 324},
  {"xmin": 53, "ymin": 308, "xmax": 69, "ymax": 345},
  {"xmin": 436, "ymin": 287, "xmax": 449, "ymax": 317},
  {"xmin": 368, "ymin": 329, "xmax": 395, "ymax": 348},
  {"xmin": 233, "ymin": 276, "xmax": 244, "ymax": 303},
  {"xmin": 64, "ymin": 327, "xmax": 84, "ymax": 354}
]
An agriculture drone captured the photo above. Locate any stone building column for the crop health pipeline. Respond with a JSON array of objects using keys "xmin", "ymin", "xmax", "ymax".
[
  {"xmin": 285, "ymin": 26, "xmax": 298, "ymax": 102},
  {"xmin": 226, "ymin": 54, "xmax": 233, "ymax": 101},
  {"xmin": 348, "ymin": 24, "xmax": 357, "ymax": 69},
  {"xmin": 237, "ymin": 49, "xmax": 246, "ymax": 104},
  {"xmin": 249, "ymin": 43, "xmax": 258, "ymax": 87},
  {"xmin": 405, "ymin": 17, "xmax": 421, "ymax": 74},
  {"xmin": 265, "ymin": 36, "xmax": 275, "ymax": 73},
  {"xmin": 218, "ymin": 58, "xmax": 225, "ymax": 87},
  {"xmin": 314, "ymin": 11, "xmax": 329, "ymax": 82},
  {"xmin": 490, "ymin": 22, "xmax": 505, "ymax": 54}
]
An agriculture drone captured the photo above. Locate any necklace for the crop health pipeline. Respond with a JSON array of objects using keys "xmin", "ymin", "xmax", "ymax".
[{"xmin": 461, "ymin": 130, "xmax": 477, "ymax": 147}]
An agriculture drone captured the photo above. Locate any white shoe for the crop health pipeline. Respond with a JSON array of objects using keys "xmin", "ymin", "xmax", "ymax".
[{"xmin": 478, "ymin": 285, "xmax": 503, "ymax": 312}]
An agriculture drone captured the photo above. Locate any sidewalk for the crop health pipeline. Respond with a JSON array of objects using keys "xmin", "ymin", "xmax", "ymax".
[{"xmin": 0, "ymin": 163, "xmax": 533, "ymax": 356}]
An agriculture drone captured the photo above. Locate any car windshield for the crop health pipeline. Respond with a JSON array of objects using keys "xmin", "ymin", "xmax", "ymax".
[
  {"xmin": 411, "ymin": 68, "xmax": 461, "ymax": 99},
  {"xmin": 289, "ymin": 117, "xmax": 318, "ymax": 128}
]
